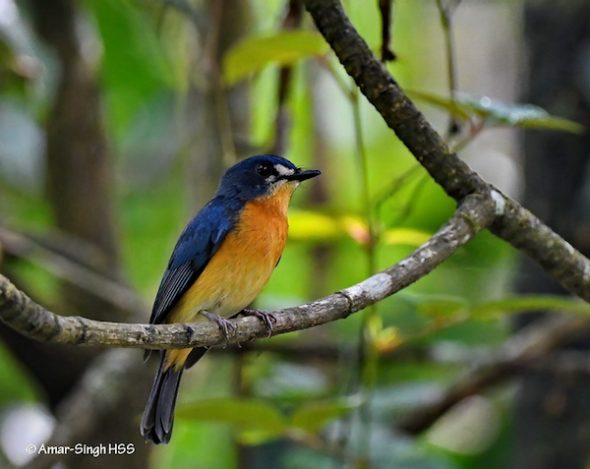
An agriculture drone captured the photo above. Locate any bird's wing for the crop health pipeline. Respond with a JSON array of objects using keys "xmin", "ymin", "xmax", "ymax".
[{"xmin": 148, "ymin": 200, "xmax": 234, "ymax": 325}]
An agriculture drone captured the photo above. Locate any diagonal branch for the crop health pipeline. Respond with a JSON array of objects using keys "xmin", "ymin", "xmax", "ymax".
[
  {"xmin": 0, "ymin": 226, "xmax": 147, "ymax": 315},
  {"xmin": 302, "ymin": 0, "xmax": 590, "ymax": 302},
  {"xmin": 0, "ymin": 193, "xmax": 494, "ymax": 349},
  {"xmin": 398, "ymin": 314, "xmax": 590, "ymax": 434}
]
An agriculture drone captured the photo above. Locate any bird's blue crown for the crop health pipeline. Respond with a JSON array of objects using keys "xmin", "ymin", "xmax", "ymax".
[{"xmin": 217, "ymin": 154, "xmax": 298, "ymax": 200}]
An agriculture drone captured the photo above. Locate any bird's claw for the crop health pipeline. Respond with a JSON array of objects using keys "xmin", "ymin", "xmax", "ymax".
[
  {"xmin": 236, "ymin": 308, "xmax": 277, "ymax": 337},
  {"xmin": 202, "ymin": 311, "xmax": 237, "ymax": 344}
]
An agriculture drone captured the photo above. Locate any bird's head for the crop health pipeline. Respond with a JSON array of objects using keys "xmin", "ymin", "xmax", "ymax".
[{"xmin": 218, "ymin": 155, "xmax": 321, "ymax": 201}]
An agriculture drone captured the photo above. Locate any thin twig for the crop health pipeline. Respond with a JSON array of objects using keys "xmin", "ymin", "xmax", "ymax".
[
  {"xmin": 373, "ymin": 164, "xmax": 423, "ymax": 210},
  {"xmin": 350, "ymin": 86, "xmax": 379, "ymax": 461},
  {"xmin": 387, "ymin": 172, "xmax": 430, "ymax": 227},
  {"xmin": 378, "ymin": 0, "xmax": 396, "ymax": 62},
  {"xmin": 435, "ymin": 0, "xmax": 461, "ymax": 137},
  {"xmin": 0, "ymin": 226, "xmax": 147, "ymax": 316}
]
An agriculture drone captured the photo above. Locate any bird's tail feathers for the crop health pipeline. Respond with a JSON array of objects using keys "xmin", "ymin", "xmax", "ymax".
[{"xmin": 140, "ymin": 353, "xmax": 183, "ymax": 444}]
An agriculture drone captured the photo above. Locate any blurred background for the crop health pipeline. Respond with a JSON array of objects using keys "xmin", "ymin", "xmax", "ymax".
[{"xmin": 0, "ymin": 0, "xmax": 589, "ymax": 468}]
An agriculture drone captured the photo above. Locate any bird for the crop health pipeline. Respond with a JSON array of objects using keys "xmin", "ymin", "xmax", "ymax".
[{"xmin": 140, "ymin": 154, "xmax": 321, "ymax": 444}]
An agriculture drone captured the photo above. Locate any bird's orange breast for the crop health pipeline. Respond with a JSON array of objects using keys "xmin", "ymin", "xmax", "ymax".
[
  {"xmin": 168, "ymin": 182, "xmax": 295, "ymax": 324},
  {"xmin": 165, "ymin": 182, "xmax": 296, "ymax": 370}
]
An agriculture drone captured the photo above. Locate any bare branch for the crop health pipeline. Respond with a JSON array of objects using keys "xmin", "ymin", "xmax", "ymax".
[
  {"xmin": 302, "ymin": 0, "xmax": 590, "ymax": 302},
  {"xmin": 0, "ymin": 226, "xmax": 147, "ymax": 315},
  {"xmin": 0, "ymin": 194, "xmax": 494, "ymax": 349},
  {"xmin": 398, "ymin": 315, "xmax": 590, "ymax": 434}
]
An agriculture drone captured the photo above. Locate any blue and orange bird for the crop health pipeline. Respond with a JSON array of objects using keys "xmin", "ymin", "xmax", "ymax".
[{"xmin": 140, "ymin": 155, "xmax": 320, "ymax": 444}]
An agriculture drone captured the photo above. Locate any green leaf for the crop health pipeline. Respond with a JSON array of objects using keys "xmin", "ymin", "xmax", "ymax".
[
  {"xmin": 418, "ymin": 298, "xmax": 469, "ymax": 318},
  {"xmin": 288, "ymin": 211, "xmax": 370, "ymax": 245},
  {"xmin": 288, "ymin": 210, "xmax": 342, "ymax": 241},
  {"xmin": 401, "ymin": 293, "xmax": 469, "ymax": 318},
  {"xmin": 290, "ymin": 397, "xmax": 360, "ymax": 433},
  {"xmin": 88, "ymin": 0, "xmax": 173, "ymax": 132},
  {"xmin": 176, "ymin": 398, "xmax": 287, "ymax": 435},
  {"xmin": 223, "ymin": 31, "xmax": 328, "ymax": 85},
  {"xmin": 509, "ymin": 115, "xmax": 585, "ymax": 133},
  {"xmin": 382, "ymin": 228, "xmax": 431, "ymax": 247},
  {"xmin": 457, "ymin": 94, "xmax": 584, "ymax": 133},
  {"xmin": 409, "ymin": 90, "xmax": 584, "ymax": 134},
  {"xmin": 402, "ymin": 293, "xmax": 590, "ymax": 322},
  {"xmin": 236, "ymin": 428, "xmax": 282, "ymax": 446},
  {"xmin": 469, "ymin": 295, "xmax": 590, "ymax": 318},
  {"xmin": 407, "ymin": 90, "xmax": 471, "ymax": 121}
]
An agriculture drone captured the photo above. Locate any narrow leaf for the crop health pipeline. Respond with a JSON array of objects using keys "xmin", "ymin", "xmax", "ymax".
[
  {"xmin": 176, "ymin": 398, "xmax": 287, "ymax": 435},
  {"xmin": 469, "ymin": 295, "xmax": 590, "ymax": 318},
  {"xmin": 410, "ymin": 90, "xmax": 584, "ymax": 134},
  {"xmin": 418, "ymin": 298, "xmax": 469, "ymax": 318},
  {"xmin": 289, "ymin": 211, "xmax": 371, "ymax": 245},
  {"xmin": 290, "ymin": 398, "xmax": 360, "ymax": 433},
  {"xmin": 457, "ymin": 95, "xmax": 584, "ymax": 133},
  {"xmin": 288, "ymin": 210, "xmax": 341, "ymax": 241},
  {"xmin": 407, "ymin": 89, "xmax": 472, "ymax": 121},
  {"xmin": 382, "ymin": 228, "xmax": 431, "ymax": 247}
]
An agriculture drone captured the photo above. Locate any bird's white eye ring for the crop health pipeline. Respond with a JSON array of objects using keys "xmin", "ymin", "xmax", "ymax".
[{"xmin": 256, "ymin": 164, "xmax": 273, "ymax": 178}]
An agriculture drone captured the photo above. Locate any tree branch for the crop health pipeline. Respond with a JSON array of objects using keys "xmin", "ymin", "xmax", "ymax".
[
  {"xmin": 398, "ymin": 315, "xmax": 590, "ymax": 434},
  {"xmin": 302, "ymin": 0, "xmax": 590, "ymax": 302},
  {"xmin": 0, "ymin": 226, "xmax": 147, "ymax": 316},
  {"xmin": 0, "ymin": 194, "xmax": 494, "ymax": 349}
]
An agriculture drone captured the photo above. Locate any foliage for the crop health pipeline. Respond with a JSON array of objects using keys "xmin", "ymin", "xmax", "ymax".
[
  {"xmin": 223, "ymin": 31, "xmax": 328, "ymax": 85},
  {"xmin": 410, "ymin": 90, "xmax": 584, "ymax": 134},
  {"xmin": 176, "ymin": 396, "xmax": 359, "ymax": 444}
]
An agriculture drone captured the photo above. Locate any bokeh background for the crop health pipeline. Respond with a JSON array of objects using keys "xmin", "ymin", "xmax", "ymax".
[{"xmin": 1, "ymin": 0, "xmax": 589, "ymax": 468}]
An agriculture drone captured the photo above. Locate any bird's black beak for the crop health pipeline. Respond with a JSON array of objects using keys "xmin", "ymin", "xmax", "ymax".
[{"xmin": 285, "ymin": 168, "xmax": 321, "ymax": 182}]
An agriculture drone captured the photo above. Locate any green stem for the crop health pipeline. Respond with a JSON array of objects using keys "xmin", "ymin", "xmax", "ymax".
[
  {"xmin": 323, "ymin": 55, "xmax": 381, "ymax": 465},
  {"xmin": 351, "ymin": 90, "xmax": 377, "ymax": 274},
  {"xmin": 351, "ymin": 87, "xmax": 379, "ymax": 463}
]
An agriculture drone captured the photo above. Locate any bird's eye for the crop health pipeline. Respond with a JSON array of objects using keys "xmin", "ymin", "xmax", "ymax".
[{"xmin": 256, "ymin": 164, "xmax": 273, "ymax": 178}]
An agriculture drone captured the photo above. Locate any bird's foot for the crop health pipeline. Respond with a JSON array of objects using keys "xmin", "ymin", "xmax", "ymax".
[
  {"xmin": 232, "ymin": 308, "xmax": 277, "ymax": 337},
  {"xmin": 201, "ymin": 311, "xmax": 237, "ymax": 344}
]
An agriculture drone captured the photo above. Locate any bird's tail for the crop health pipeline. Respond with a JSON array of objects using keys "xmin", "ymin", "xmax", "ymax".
[
  {"xmin": 140, "ymin": 348, "xmax": 208, "ymax": 444},
  {"xmin": 140, "ymin": 353, "xmax": 183, "ymax": 444}
]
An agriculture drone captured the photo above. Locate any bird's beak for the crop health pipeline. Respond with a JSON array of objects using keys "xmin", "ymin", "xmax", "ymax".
[{"xmin": 285, "ymin": 168, "xmax": 321, "ymax": 182}]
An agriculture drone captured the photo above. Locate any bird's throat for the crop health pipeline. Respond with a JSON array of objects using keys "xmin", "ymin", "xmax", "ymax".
[{"xmin": 254, "ymin": 182, "xmax": 297, "ymax": 217}]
